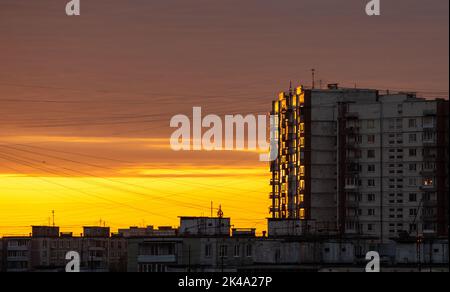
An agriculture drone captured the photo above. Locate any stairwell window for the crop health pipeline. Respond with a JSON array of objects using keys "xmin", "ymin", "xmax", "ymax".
[
  {"xmin": 246, "ymin": 244, "xmax": 253, "ymax": 257},
  {"xmin": 205, "ymin": 244, "xmax": 212, "ymax": 258},
  {"xmin": 234, "ymin": 244, "xmax": 240, "ymax": 258},
  {"xmin": 219, "ymin": 245, "xmax": 228, "ymax": 258}
]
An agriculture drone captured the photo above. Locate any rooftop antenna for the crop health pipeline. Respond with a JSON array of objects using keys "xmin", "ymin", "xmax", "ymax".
[
  {"xmin": 217, "ymin": 205, "xmax": 224, "ymax": 218},
  {"xmin": 311, "ymin": 69, "xmax": 316, "ymax": 89},
  {"xmin": 52, "ymin": 210, "xmax": 55, "ymax": 227},
  {"xmin": 210, "ymin": 201, "xmax": 213, "ymax": 218}
]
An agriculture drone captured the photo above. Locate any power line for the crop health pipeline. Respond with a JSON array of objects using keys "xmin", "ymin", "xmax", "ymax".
[{"xmin": 0, "ymin": 146, "xmax": 267, "ymax": 215}]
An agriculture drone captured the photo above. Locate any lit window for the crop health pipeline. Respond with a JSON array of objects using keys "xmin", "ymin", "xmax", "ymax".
[
  {"xmin": 300, "ymin": 138, "xmax": 305, "ymax": 147},
  {"xmin": 299, "ymin": 180, "xmax": 305, "ymax": 190},
  {"xmin": 299, "ymin": 208, "xmax": 305, "ymax": 219},
  {"xmin": 300, "ymin": 166, "xmax": 305, "ymax": 176},
  {"xmin": 423, "ymin": 178, "xmax": 434, "ymax": 187}
]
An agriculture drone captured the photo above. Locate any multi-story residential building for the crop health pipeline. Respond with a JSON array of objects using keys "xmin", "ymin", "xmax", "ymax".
[
  {"xmin": 270, "ymin": 85, "xmax": 449, "ymax": 242},
  {"xmin": 2, "ymin": 236, "xmax": 31, "ymax": 272},
  {"xmin": 4, "ymin": 226, "xmax": 127, "ymax": 272},
  {"xmin": 338, "ymin": 94, "xmax": 448, "ymax": 241},
  {"xmin": 126, "ymin": 217, "xmax": 256, "ymax": 272}
]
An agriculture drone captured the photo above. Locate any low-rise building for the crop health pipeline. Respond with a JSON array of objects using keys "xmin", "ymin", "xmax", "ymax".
[{"xmin": 0, "ymin": 217, "xmax": 448, "ymax": 272}]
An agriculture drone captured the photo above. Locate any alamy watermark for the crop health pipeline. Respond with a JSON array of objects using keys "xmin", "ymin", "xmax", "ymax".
[
  {"xmin": 65, "ymin": 0, "xmax": 80, "ymax": 16},
  {"xmin": 64, "ymin": 1, "xmax": 381, "ymax": 16},
  {"xmin": 365, "ymin": 251, "xmax": 381, "ymax": 272},
  {"xmin": 64, "ymin": 250, "xmax": 381, "ymax": 272},
  {"xmin": 366, "ymin": 0, "xmax": 381, "ymax": 16},
  {"xmin": 65, "ymin": 251, "xmax": 80, "ymax": 272},
  {"xmin": 169, "ymin": 107, "xmax": 278, "ymax": 162}
]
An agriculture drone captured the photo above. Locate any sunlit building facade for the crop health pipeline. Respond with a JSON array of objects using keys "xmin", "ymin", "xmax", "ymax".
[
  {"xmin": 270, "ymin": 86, "xmax": 307, "ymax": 220},
  {"xmin": 270, "ymin": 84, "xmax": 449, "ymax": 242}
]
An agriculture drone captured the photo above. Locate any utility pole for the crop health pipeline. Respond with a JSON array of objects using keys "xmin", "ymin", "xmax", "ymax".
[
  {"xmin": 188, "ymin": 244, "xmax": 191, "ymax": 272},
  {"xmin": 417, "ymin": 236, "xmax": 422, "ymax": 272}
]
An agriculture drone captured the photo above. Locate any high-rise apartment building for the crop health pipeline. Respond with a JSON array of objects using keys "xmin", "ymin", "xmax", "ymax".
[{"xmin": 270, "ymin": 84, "xmax": 448, "ymax": 242}]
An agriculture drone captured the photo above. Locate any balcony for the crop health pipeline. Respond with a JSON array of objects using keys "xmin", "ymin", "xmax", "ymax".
[
  {"xmin": 346, "ymin": 112, "xmax": 359, "ymax": 120},
  {"xmin": 420, "ymin": 169, "xmax": 436, "ymax": 176},
  {"xmin": 346, "ymin": 163, "xmax": 361, "ymax": 173},
  {"xmin": 421, "ymin": 184, "xmax": 436, "ymax": 191},
  {"xmin": 423, "ymin": 110, "xmax": 436, "ymax": 116},
  {"xmin": 423, "ymin": 139, "xmax": 436, "ymax": 146},
  {"xmin": 345, "ymin": 143, "xmax": 358, "ymax": 151},
  {"xmin": 346, "ymin": 127, "xmax": 360, "ymax": 135},
  {"xmin": 269, "ymin": 207, "xmax": 280, "ymax": 213},
  {"xmin": 137, "ymin": 254, "xmax": 176, "ymax": 263},
  {"xmin": 423, "ymin": 154, "xmax": 437, "ymax": 161},
  {"xmin": 421, "ymin": 179, "xmax": 435, "ymax": 190},
  {"xmin": 270, "ymin": 179, "xmax": 279, "ymax": 185},
  {"xmin": 423, "ymin": 200, "xmax": 438, "ymax": 208},
  {"xmin": 269, "ymin": 192, "xmax": 279, "ymax": 200},
  {"xmin": 287, "ymin": 133, "xmax": 297, "ymax": 141},
  {"xmin": 346, "ymin": 200, "xmax": 359, "ymax": 208},
  {"xmin": 344, "ymin": 184, "xmax": 358, "ymax": 191}
]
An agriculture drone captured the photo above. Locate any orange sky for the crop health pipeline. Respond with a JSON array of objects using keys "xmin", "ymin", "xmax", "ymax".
[{"xmin": 0, "ymin": 0, "xmax": 448, "ymax": 236}]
